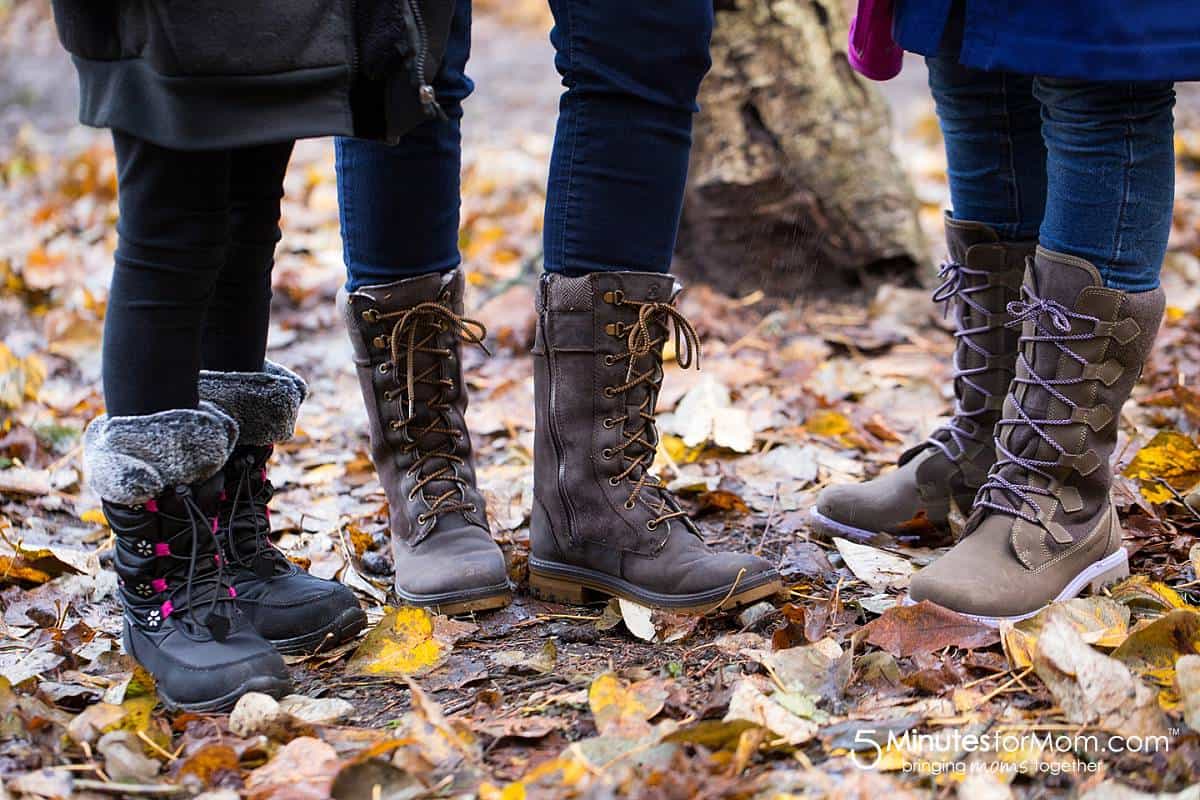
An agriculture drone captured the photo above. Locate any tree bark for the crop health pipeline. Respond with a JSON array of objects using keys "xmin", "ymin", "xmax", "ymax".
[{"xmin": 677, "ymin": 0, "xmax": 926, "ymax": 298}]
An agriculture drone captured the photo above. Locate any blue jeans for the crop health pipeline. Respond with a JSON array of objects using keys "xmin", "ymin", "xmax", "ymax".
[
  {"xmin": 927, "ymin": 19, "xmax": 1176, "ymax": 292},
  {"xmin": 336, "ymin": 0, "xmax": 712, "ymax": 290}
]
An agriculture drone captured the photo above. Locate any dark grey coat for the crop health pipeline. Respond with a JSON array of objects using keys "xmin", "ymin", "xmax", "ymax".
[{"xmin": 50, "ymin": 0, "xmax": 454, "ymax": 149}]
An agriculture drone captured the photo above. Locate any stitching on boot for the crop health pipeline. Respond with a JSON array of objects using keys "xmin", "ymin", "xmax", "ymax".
[
  {"xmin": 84, "ymin": 402, "xmax": 239, "ymax": 505},
  {"xmin": 198, "ymin": 360, "xmax": 308, "ymax": 447}
]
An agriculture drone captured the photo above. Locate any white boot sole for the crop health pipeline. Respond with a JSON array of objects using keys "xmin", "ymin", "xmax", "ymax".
[{"xmin": 903, "ymin": 547, "xmax": 1130, "ymax": 628}]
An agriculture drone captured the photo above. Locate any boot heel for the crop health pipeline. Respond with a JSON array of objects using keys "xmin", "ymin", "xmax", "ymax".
[
  {"xmin": 529, "ymin": 572, "xmax": 600, "ymax": 605},
  {"xmin": 1088, "ymin": 550, "xmax": 1129, "ymax": 594}
]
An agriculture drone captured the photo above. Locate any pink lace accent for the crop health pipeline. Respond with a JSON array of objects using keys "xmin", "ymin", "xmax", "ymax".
[
  {"xmin": 227, "ymin": 586, "xmax": 238, "ymax": 598},
  {"xmin": 151, "ymin": 578, "xmax": 168, "ymax": 592},
  {"xmin": 219, "ymin": 490, "xmax": 228, "ymax": 502},
  {"xmin": 265, "ymin": 507, "xmax": 272, "ymax": 522},
  {"xmin": 213, "ymin": 554, "xmax": 222, "ymax": 565},
  {"xmin": 210, "ymin": 517, "xmax": 218, "ymax": 533},
  {"xmin": 160, "ymin": 600, "xmax": 174, "ymax": 618},
  {"xmin": 145, "ymin": 499, "xmax": 159, "ymax": 512},
  {"xmin": 154, "ymin": 542, "xmax": 171, "ymax": 557},
  {"xmin": 260, "ymin": 469, "xmax": 268, "ymax": 482}
]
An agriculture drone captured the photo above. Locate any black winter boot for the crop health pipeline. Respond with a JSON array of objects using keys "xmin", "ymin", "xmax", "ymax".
[
  {"xmin": 85, "ymin": 403, "xmax": 290, "ymax": 712},
  {"xmin": 199, "ymin": 362, "xmax": 366, "ymax": 654}
]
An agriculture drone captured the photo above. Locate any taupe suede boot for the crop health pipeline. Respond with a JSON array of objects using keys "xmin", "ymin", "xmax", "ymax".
[
  {"xmin": 812, "ymin": 216, "xmax": 1032, "ymax": 543},
  {"xmin": 530, "ymin": 271, "xmax": 782, "ymax": 612},
  {"xmin": 340, "ymin": 270, "xmax": 511, "ymax": 614},
  {"xmin": 909, "ymin": 248, "xmax": 1165, "ymax": 625}
]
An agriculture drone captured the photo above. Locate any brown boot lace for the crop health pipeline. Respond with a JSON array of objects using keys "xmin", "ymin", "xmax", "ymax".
[
  {"xmin": 600, "ymin": 290, "xmax": 702, "ymax": 531},
  {"xmin": 367, "ymin": 300, "xmax": 489, "ymax": 537}
]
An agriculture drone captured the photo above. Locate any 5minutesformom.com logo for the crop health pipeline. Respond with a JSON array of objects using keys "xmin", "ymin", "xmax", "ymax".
[{"xmin": 848, "ymin": 728, "xmax": 1173, "ymax": 773}]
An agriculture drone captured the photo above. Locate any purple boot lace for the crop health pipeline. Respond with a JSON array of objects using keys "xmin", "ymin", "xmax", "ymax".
[
  {"xmin": 925, "ymin": 260, "xmax": 1009, "ymax": 462},
  {"xmin": 975, "ymin": 289, "xmax": 1102, "ymax": 526}
]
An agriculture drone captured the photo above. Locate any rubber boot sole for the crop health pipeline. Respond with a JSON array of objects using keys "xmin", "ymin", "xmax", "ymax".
[
  {"xmin": 528, "ymin": 557, "xmax": 782, "ymax": 613},
  {"xmin": 394, "ymin": 582, "xmax": 513, "ymax": 616},
  {"xmin": 904, "ymin": 547, "xmax": 1130, "ymax": 628},
  {"xmin": 268, "ymin": 606, "xmax": 369, "ymax": 656},
  {"xmin": 158, "ymin": 673, "xmax": 291, "ymax": 714}
]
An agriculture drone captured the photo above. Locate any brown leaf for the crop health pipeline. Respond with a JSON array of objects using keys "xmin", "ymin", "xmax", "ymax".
[{"xmin": 861, "ymin": 600, "xmax": 999, "ymax": 657}]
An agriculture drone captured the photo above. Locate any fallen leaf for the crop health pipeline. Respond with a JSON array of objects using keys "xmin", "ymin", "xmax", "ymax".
[
  {"xmin": 1177, "ymin": 653, "xmax": 1200, "ymax": 731},
  {"xmin": 1002, "ymin": 597, "xmax": 1131, "ymax": 669},
  {"xmin": 278, "ymin": 694, "xmax": 356, "ymax": 725},
  {"xmin": 1033, "ymin": 609, "xmax": 1166, "ymax": 737},
  {"xmin": 588, "ymin": 673, "xmax": 669, "ymax": 737},
  {"xmin": 1109, "ymin": 575, "xmax": 1191, "ymax": 614},
  {"xmin": 245, "ymin": 736, "xmax": 341, "ymax": 800},
  {"xmin": 1110, "ymin": 609, "xmax": 1200, "ymax": 686},
  {"xmin": 862, "ymin": 601, "xmax": 999, "ymax": 657},
  {"xmin": 833, "ymin": 538, "xmax": 915, "ymax": 591},
  {"xmin": 663, "ymin": 374, "xmax": 754, "ymax": 452},
  {"xmin": 1123, "ymin": 430, "xmax": 1200, "ymax": 503},
  {"xmin": 724, "ymin": 678, "xmax": 819, "ymax": 746},
  {"xmin": 345, "ymin": 606, "xmax": 474, "ymax": 677},
  {"xmin": 96, "ymin": 729, "xmax": 160, "ymax": 783}
]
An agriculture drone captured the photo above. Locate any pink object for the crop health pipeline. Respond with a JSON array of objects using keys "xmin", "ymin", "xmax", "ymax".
[
  {"xmin": 160, "ymin": 600, "xmax": 174, "ymax": 618},
  {"xmin": 228, "ymin": 586, "xmax": 238, "ymax": 598},
  {"xmin": 848, "ymin": 0, "xmax": 904, "ymax": 81},
  {"xmin": 145, "ymin": 499, "xmax": 159, "ymax": 512},
  {"xmin": 211, "ymin": 517, "xmax": 219, "ymax": 533},
  {"xmin": 154, "ymin": 542, "xmax": 171, "ymax": 557},
  {"xmin": 151, "ymin": 578, "xmax": 168, "ymax": 592},
  {"xmin": 213, "ymin": 553, "xmax": 222, "ymax": 565}
]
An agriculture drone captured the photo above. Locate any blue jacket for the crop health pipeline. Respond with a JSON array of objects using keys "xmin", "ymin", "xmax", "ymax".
[{"xmin": 894, "ymin": 0, "xmax": 1200, "ymax": 81}]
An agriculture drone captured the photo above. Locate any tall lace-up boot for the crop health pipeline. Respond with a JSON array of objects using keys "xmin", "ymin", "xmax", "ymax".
[
  {"xmin": 84, "ymin": 403, "xmax": 290, "ymax": 711},
  {"xmin": 199, "ymin": 362, "xmax": 366, "ymax": 654},
  {"xmin": 909, "ymin": 248, "xmax": 1165, "ymax": 625},
  {"xmin": 812, "ymin": 216, "xmax": 1032, "ymax": 543},
  {"xmin": 530, "ymin": 271, "xmax": 781, "ymax": 611},
  {"xmin": 339, "ymin": 270, "xmax": 511, "ymax": 614}
]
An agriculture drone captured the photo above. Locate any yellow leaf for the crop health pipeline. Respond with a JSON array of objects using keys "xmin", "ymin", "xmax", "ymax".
[
  {"xmin": 804, "ymin": 410, "xmax": 853, "ymax": 439},
  {"xmin": 1109, "ymin": 575, "xmax": 1191, "ymax": 614},
  {"xmin": 80, "ymin": 508, "xmax": 108, "ymax": 527},
  {"xmin": 588, "ymin": 672, "xmax": 668, "ymax": 737},
  {"xmin": 0, "ymin": 343, "xmax": 46, "ymax": 410},
  {"xmin": 1111, "ymin": 609, "xmax": 1200, "ymax": 687},
  {"xmin": 1002, "ymin": 596, "xmax": 1131, "ymax": 669},
  {"xmin": 1123, "ymin": 430, "xmax": 1200, "ymax": 503},
  {"xmin": 346, "ymin": 606, "xmax": 468, "ymax": 677},
  {"xmin": 657, "ymin": 433, "xmax": 704, "ymax": 465}
]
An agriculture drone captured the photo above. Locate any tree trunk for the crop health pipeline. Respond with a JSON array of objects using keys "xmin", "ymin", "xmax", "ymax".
[{"xmin": 676, "ymin": 0, "xmax": 926, "ymax": 298}]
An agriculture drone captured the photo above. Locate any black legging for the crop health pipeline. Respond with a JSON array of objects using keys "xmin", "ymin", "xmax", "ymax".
[{"xmin": 103, "ymin": 132, "xmax": 294, "ymax": 416}]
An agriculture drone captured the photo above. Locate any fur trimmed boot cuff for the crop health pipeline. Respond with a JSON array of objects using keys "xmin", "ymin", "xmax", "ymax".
[
  {"xmin": 198, "ymin": 361, "xmax": 308, "ymax": 447},
  {"xmin": 84, "ymin": 402, "xmax": 239, "ymax": 506}
]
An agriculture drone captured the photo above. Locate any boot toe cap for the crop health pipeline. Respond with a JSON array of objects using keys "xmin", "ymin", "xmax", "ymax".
[
  {"xmin": 244, "ymin": 573, "xmax": 364, "ymax": 645},
  {"xmin": 394, "ymin": 529, "xmax": 509, "ymax": 602}
]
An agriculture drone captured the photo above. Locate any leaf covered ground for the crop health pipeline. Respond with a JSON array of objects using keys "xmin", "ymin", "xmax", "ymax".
[{"xmin": 3, "ymin": 4, "xmax": 1200, "ymax": 799}]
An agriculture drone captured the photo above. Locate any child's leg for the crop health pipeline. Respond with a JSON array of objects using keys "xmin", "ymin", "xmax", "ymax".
[
  {"xmin": 103, "ymin": 132, "xmax": 232, "ymax": 416},
  {"xmin": 1033, "ymin": 78, "xmax": 1176, "ymax": 291},
  {"xmin": 200, "ymin": 140, "xmax": 295, "ymax": 372},
  {"xmin": 926, "ymin": 51, "xmax": 1046, "ymax": 240}
]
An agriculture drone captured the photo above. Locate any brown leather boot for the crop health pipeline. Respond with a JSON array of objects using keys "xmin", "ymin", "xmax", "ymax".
[
  {"xmin": 812, "ymin": 215, "xmax": 1032, "ymax": 544},
  {"xmin": 339, "ymin": 270, "xmax": 511, "ymax": 614},
  {"xmin": 909, "ymin": 247, "xmax": 1165, "ymax": 625},
  {"xmin": 530, "ymin": 271, "xmax": 782, "ymax": 612}
]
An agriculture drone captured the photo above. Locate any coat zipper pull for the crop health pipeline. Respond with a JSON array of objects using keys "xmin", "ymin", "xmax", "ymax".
[{"xmin": 418, "ymin": 83, "xmax": 448, "ymax": 120}]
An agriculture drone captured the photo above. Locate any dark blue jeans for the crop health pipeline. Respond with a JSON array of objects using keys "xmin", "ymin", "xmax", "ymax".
[
  {"xmin": 927, "ymin": 26, "xmax": 1175, "ymax": 292},
  {"xmin": 336, "ymin": 0, "xmax": 712, "ymax": 290}
]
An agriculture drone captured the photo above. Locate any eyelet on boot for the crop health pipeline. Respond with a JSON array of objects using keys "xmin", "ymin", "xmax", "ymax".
[
  {"xmin": 603, "ymin": 387, "xmax": 616, "ymax": 398},
  {"xmin": 604, "ymin": 355, "xmax": 616, "ymax": 366},
  {"xmin": 624, "ymin": 500, "xmax": 636, "ymax": 510},
  {"xmin": 390, "ymin": 420, "xmax": 402, "ymax": 431},
  {"xmin": 601, "ymin": 448, "xmax": 614, "ymax": 460},
  {"xmin": 416, "ymin": 513, "xmax": 430, "ymax": 524},
  {"xmin": 645, "ymin": 520, "xmax": 658, "ymax": 531},
  {"xmin": 609, "ymin": 477, "xmax": 621, "ymax": 486},
  {"xmin": 362, "ymin": 309, "xmax": 380, "ymax": 323},
  {"xmin": 603, "ymin": 290, "xmax": 624, "ymax": 305},
  {"xmin": 373, "ymin": 335, "xmax": 388, "ymax": 350},
  {"xmin": 379, "ymin": 362, "xmax": 391, "ymax": 374},
  {"xmin": 602, "ymin": 418, "xmax": 615, "ymax": 429}
]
